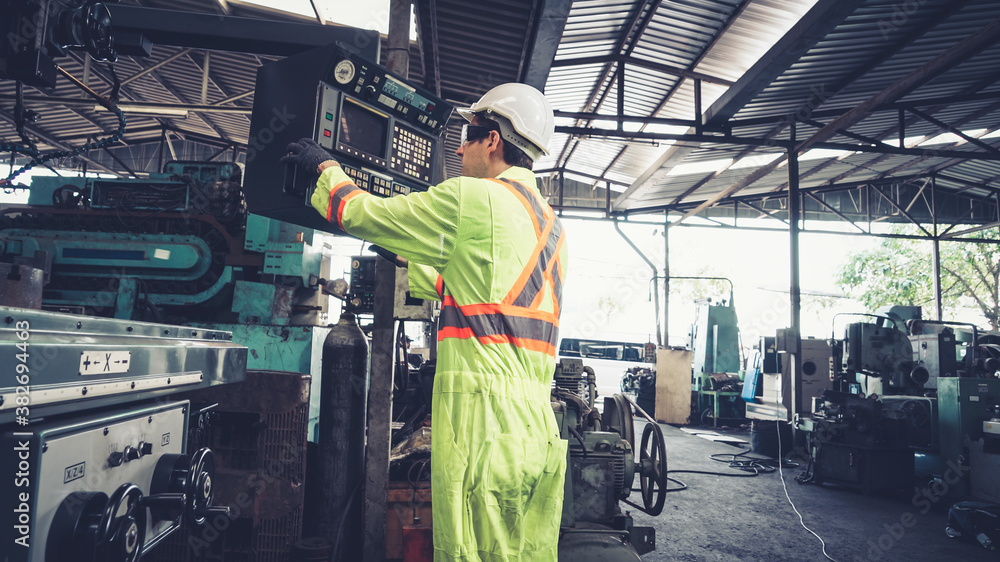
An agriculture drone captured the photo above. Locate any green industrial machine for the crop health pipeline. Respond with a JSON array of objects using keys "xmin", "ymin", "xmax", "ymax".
[
  {"xmin": 689, "ymin": 299, "xmax": 744, "ymax": 425},
  {"xmin": 936, "ymin": 378, "xmax": 1000, "ymax": 497},
  {"xmin": 1, "ymin": 164, "xmax": 341, "ymax": 441}
]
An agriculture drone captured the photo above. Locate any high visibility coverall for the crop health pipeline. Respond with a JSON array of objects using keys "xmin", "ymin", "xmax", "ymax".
[{"xmin": 313, "ymin": 164, "xmax": 568, "ymax": 561}]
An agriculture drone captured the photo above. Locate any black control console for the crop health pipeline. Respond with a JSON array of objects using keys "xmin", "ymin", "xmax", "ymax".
[{"xmin": 243, "ymin": 43, "xmax": 454, "ymax": 234}]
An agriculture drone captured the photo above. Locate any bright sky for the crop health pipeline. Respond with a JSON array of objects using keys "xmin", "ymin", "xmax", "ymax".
[
  {"xmin": 233, "ymin": 0, "xmax": 417, "ymax": 39},
  {"xmin": 557, "ymin": 217, "xmax": 883, "ymax": 348}
]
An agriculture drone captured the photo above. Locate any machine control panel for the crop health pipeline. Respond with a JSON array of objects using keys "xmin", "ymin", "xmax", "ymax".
[
  {"xmin": 290, "ymin": 60, "xmax": 451, "ymax": 201},
  {"xmin": 244, "ymin": 43, "xmax": 454, "ymax": 235}
]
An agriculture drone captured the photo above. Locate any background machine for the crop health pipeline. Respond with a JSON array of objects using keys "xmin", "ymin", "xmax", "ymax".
[{"xmin": 800, "ymin": 309, "xmax": 1000, "ymax": 498}]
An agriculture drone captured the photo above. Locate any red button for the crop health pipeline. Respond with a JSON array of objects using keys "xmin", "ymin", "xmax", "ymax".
[{"xmin": 323, "ymin": 129, "xmax": 332, "ymax": 137}]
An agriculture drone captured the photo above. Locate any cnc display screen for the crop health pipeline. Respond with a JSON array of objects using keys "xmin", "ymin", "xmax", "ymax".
[
  {"xmin": 383, "ymin": 75, "xmax": 436, "ymax": 112},
  {"xmin": 339, "ymin": 99, "xmax": 388, "ymax": 158}
]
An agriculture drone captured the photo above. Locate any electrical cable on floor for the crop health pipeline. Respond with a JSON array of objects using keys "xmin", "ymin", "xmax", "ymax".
[
  {"xmin": 661, "ymin": 457, "xmax": 769, "ymax": 494},
  {"xmin": 710, "ymin": 449, "xmax": 799, "ymax": 473},
  {"xmin": 664, "ymin": 476, "xmax": 687, "ymax": 492},
  {"xmin": 775, "ymin": 407, "xmax": 839, "ymax": 562}
]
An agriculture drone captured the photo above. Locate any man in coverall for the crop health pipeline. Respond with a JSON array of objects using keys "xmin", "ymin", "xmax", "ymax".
[{"xmin": 282, "ymin": 83, "xmax": 568, "ymax": 561}]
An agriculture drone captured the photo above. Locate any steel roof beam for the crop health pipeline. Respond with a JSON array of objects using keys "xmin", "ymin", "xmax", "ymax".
[
  {"xmin": 727, "ymin": 91, "xmax": 1000, "ymax": 129},
  {"xmin": 795, "ymin": 72, "xmax": 1000, "ymax": 191},
  {"xmin": 614, "ymin": 0, "xmax": 865, "ymax": 211},
  {"xmin": 585, "ymin": 0, "xmax": 751, "ymax": 194},
  {"xmin": 415, "ymin": 0, "xmax": 442, "ymax": 96},
  {"xmin": 553, "ymin": 0, "xmax": 661, "ymax": 168},
  {"xmin": 103, "ymin": 48, "xmax": 193, "ymax": 96},
  {"xmin": 0, "ymin": 109, "xmax": 121, "ymax": 177},
  {"xmin": 554, "ymin": 125, "xmax": 1000, "ymax": 160},
  {"xmin": 670, "ymin": 17, "xmax": 1000, "ymax": 226},
  {"xmin": 626, "ymin": 171, "xmax": 998, "ymax": 216},
  {"xmin": 550, "ymin": 54, "xmax": 733, "ymax": 86},
  {"xmin": 0, "ymin": 96, "xmax": 252, "ymax": 115},
  {"xmin": 908, "ymin": 107, "xmax": 1000, "ymax": 156},
  {"xmin": 520, "ymin": 0, "xmax": 572, "ymax": 92},
  {"xmin": 107, "ymin": 5, "xmax": 380, "ymax": 59},
  {"xmin": 660, "ymin": 0, "xmax": 972, "ymax": 207}
]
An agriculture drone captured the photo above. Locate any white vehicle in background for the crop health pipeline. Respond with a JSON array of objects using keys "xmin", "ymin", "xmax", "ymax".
[{"xmin": 557, "ymin": 337, "xmax": 654, "ymax": 405}]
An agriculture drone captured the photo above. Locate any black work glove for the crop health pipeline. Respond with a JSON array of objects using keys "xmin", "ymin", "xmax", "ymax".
[{"xmin": 279, "ymin": 138, "xmax": 332, "ymax": 176}]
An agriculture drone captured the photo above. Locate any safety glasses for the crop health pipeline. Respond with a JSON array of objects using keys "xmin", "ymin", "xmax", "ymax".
[{"xmin": 460, "ymin": 124, "xmax": 493, "ymax": 146}]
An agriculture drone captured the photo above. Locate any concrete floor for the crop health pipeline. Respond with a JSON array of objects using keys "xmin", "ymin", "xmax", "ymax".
[{"xmin": 630, "ymin": 421, "xmax": 998, "ymax": 562}]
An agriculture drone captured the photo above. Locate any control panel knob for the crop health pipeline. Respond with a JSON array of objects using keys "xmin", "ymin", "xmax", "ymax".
[
  {"xmin": 139, "ymin": 441, "xmax": 153, "ymax": 456},
  {"xmin": 108, "ymin": 451, "xmax": 125, "ymax": 467},
  {"xmin": 124, "ymin": 445, "xmax": 141, "ymax": 462},
  {"xmin": 364, "ymin": 85, "xmax": 377, "ymax": 100}
]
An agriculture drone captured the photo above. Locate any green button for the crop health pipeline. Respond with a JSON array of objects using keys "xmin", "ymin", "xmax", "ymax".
[{"xmin": 325, "ymin": 112, "xmax": 333, "ymax": 120}]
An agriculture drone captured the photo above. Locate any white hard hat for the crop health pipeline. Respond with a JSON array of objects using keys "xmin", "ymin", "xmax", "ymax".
[{"xmin": 457, "ymin": 83, "xmax": 554, "ymax": 162}]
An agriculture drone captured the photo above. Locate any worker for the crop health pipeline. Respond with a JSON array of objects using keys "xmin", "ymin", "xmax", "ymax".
[{"xmin": 281, "ymin": 82, "xmax": 568, "ymax": 561}]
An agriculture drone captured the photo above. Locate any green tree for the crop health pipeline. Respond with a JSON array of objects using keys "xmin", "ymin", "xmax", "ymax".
[
  {"xmin": 837, "ymin": 227, "xmax": 1000, "ymax": 329},
  {"xmin": 597, "ymin": 294, "xmax": 625, "ymax": 326}
]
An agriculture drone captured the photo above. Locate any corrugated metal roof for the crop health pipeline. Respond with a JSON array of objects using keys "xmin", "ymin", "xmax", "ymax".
[
  {"xmin": 597, "ymin": 0, "xmax": 1000, "ymax": 223},
  {"xmin": 2, "ymin": 0, "xmax": 1000, "ymax": 228}
]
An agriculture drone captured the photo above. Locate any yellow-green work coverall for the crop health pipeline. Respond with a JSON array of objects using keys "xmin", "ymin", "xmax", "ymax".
[{"xmin": 313, "ymin": 164, "xmax": 568, "ymax": 561}]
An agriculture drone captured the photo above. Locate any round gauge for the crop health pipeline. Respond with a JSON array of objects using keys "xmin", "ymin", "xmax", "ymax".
[{"xmin": 334, "ymin": 60, "xmax": 356, "ymax": 85}]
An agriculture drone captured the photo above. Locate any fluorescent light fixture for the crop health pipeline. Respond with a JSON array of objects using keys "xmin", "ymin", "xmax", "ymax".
[{"xmin": 93, "ymin": 105, "xmax": 190, "ymax": 117}]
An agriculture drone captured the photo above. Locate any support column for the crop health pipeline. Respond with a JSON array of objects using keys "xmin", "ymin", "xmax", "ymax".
[
  {"xmin": 663, "ymin": 212, "xmax": 670, "ymax": 347},
  {"xmin": 787, "ymin": 131, "xmax": 802, "ymax": 421},
  {"xmin": 931, "ymin": 176, "xmax": 943, "ymax": 320},
  {"xmin": 362, "ymin": 3, "xmax": 411, "ymax": 561},
  {"xmin": 932, "ymin": 238, "xmax": 943, "ymax": 321}
]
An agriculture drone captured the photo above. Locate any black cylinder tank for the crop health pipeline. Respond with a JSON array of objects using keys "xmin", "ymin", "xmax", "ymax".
[{"xmin": 317, "ymin": 311, "xmax": 369, "ymax": 560}]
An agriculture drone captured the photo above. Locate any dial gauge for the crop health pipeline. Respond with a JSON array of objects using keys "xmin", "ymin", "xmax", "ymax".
[{"xmin": 334, "ymin": 60, "xmax": 356, "ymax": 85}]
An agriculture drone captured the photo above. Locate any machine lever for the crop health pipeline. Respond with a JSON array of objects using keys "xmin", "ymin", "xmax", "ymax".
[
  {"xmin": 141, "ymin": 493, "xmax": 187, "ymax": 511},
  {"xmin": 196, "ymin": 505, "xmax": 232, "ymax": 520}
]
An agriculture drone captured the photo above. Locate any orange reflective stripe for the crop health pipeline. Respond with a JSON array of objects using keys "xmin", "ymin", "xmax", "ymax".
[
  {"xmin": 328, "ymin": 180, "xmax": 363, "ymax": 228},
  {"xmin": 488, "ymin": 178, "xmax": 544, "ymax": 237},
  {"xmin": 435, "ymin": 275, "xmax": 445, "ymax": 299},
  {"xmin": 439, "ymin": 305, "xmax": 558, "ymax": 354},
  {"xmin": 504, "ymin": 218, "xmax": 554, "ymax": 306},
  {"xmin": 436, "ymin": 176, "xmax": 564, "ymax": 356},
  {"xmin": 518, "ymin": 218, "xmax": 563, "ymax": 308},
  {"xmin": 530, "ymin": 232, "xmax": 565, "ymax": 311},
  {"xmin": 446, "ymin": 300, "xmax": 558, "ymax": 324},
  {"xmin": 437, "ymin": 329, "xmax": 556, "ymax": 356}
]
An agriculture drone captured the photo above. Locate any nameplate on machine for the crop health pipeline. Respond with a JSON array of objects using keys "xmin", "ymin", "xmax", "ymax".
[{"xmin": 79, "ymin": 350, "xmax": 132, "ymax": 375}]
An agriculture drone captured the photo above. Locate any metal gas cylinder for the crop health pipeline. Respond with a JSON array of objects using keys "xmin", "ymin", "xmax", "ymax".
[{"xmin": 317, "ymin": 311, "xmax": 369, "ymax": 560}]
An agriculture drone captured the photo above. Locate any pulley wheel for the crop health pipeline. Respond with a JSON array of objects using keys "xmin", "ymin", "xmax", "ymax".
[
  {"xmin": 605, "ymin": 393, "xmax": 636, "ymax": 450},
  {"xmin": 639, "ymin": 422, "xmax": 667, "ymax": 516}
]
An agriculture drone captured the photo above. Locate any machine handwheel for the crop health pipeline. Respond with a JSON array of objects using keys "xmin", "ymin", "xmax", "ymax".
[
  {"xmin": 98, "ymin": 484, "xmax": 147, "ymax": 562},
  {"xmin": 639, "ymin": 423, "xmax": 668, "ymax": 516},
  {"xmin": 189, "ymin": 447, "xmax": 217, "ymax": 526}
]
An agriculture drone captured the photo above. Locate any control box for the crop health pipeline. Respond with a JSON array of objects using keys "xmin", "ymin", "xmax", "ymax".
[
  {"xmin": 1, "ymin": 401, "xmax": 188, "ymax": 562},
  {"xmin": 243, "ymin": 43, "xmax": 454, "ymax": 235},
  {"xmin": 350, "ymin": 255, "xmax": 376, "ymax": 314}
]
